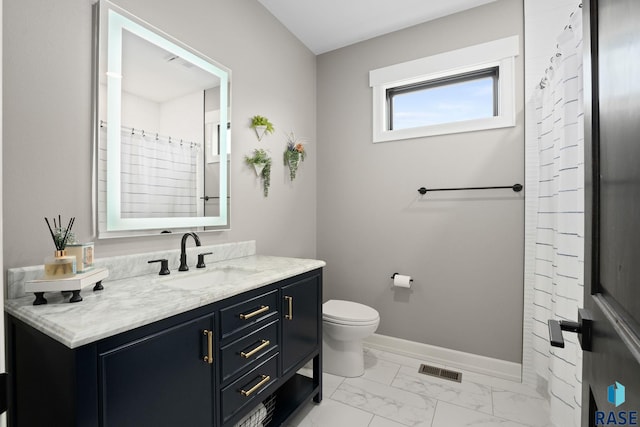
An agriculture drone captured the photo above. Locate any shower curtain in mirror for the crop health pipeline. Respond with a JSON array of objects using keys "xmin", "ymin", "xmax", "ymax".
[
  {"xmin": 532, "ymin": 10, "xmax": 584, "ymax": 427},
  {"xmin": 120, "ymin": 129, "xmax": 199, "ymax": 218}
]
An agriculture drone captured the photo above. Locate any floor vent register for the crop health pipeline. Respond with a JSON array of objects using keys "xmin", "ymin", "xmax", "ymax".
[{"xmin": 418, "ymin": 364, "xmax": 462, "ymax": 383}]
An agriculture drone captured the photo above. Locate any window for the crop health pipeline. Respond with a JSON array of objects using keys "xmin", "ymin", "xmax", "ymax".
[
  {"xmin": 387, "ymin": 67, "xmax": 498, "ymax": 130},
  {"xmin": 370, "ymin": 36, "xmax": 519, "ymax": 142}
]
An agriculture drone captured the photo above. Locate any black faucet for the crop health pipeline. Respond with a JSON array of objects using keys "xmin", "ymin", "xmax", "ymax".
[{"xmin": 179, "ymin": 232, "xmax": 201, "ymax": 271}]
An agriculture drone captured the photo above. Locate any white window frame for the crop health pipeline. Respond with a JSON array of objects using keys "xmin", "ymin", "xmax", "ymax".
[{"xmin": 369, "ymin": 36, "xmax": 519, "ymax": 143}]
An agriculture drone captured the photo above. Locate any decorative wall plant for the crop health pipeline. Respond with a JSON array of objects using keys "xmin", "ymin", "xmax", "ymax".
[
  {"xmin": 245, "ymin": 148, "xmax": 272, "ymax": 196},
  {"xmin": 250, "ymin": 115, "xmax": 275, "ymax": 141},
  {"xmin": 283, "ymin": 132, "xmax": 306, "ymax": 181}
]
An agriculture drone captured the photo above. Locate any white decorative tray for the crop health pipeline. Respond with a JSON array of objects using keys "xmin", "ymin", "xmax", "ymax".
[{"xmin": 25, "ymin": 267, "xmax": 109, "ymax": 305}]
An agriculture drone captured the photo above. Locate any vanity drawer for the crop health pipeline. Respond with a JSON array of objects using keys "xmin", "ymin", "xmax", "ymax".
[
  {"xmin": 220, "ymin": 289, "xmax": 278, "ymax": 339},
  {"xmin": 221, "ymin": 352, "xmax": 278, "ymax": 424},
  {"xmin": 220, "ymin": 320, "xmax": 279, "ymax": 384}
]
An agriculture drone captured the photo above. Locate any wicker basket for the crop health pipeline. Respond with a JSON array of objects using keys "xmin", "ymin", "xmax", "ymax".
[
  {"xmin": 261, "ymin": 393, "xmax": 277, "ymax": 426},
  {"xmin": 233, "ymin": 393, "xmax": 276, "ymax": 427}
]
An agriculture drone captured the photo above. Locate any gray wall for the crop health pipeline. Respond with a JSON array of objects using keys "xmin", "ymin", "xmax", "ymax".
[
  {"xmin": 316, "ymin": 0, "xmax": 525, "ymax": 363},
  {"xmin": 4, "ymin": 0, "xmax": 526, "ymax": 364},
  {"xmin": 3, "ymin": 0, "xmax": 317, "ymax": 270}
]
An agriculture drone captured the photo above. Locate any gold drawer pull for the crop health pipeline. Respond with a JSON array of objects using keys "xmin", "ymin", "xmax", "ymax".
[
  {"xmin": 285, "ymin": 296, "xmax": 293, "ymax": 320},
  {"xmin": 240, "ymin": 375, "xmax": 271, "ymax": 397},
  {"xmin": 239, "ymin": 305, "xmax": 269, "ymax": 320},
  {"xmin": 240, "ymin": 340, "xmax": 270, "ymax": 359},
  {"xmin": 203, "ymin": 329, "xmax": 213, "ymax": 364}
]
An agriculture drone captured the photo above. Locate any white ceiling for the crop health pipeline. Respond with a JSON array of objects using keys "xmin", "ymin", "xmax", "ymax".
[
  {"xmin": 122, "ymin": 31, "xmax": 220, "ymax": 103},
  {"xmin": 257, "ymin": 0, "xmax": 498, "ymax": 54}
]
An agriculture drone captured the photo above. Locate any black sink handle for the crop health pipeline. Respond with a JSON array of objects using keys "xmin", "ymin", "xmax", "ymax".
[
  {"xmin": 148, "ymin": 259, "xmax": 170, "ymax": 275},
  {"xmin": 197, "ymin": 252, "xmax": 213, "ymax": 269}
]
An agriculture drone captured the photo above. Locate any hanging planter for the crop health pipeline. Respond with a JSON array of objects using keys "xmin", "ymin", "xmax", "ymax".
[
  {"xmin": 252, "ymin": 162, "xmax": 266, "ymax": 176},
  {"xmin": 245, "ymin": 148, "xmax": 272, "ymax": 197},
  {"xmin": 250, "ymin": 115, "xmax": 275, "ymax": 141},
  {"xmin": 284, "ymin": 132, "xmax": 306, "ymax": 181},
  {"xmin": 253, "ymin": 125, "xmax": 268, "ymax": 141}
]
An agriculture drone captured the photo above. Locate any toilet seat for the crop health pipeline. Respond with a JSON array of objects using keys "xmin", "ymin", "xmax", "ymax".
[{"xmin": 323, "ymin": 300, "xmax": 379, "ymax": 325}]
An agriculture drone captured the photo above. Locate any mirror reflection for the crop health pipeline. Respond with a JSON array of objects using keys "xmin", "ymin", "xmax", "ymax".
[{"xmin": 95, "ymin": 1, "xmax": 231, "ymax": 237}]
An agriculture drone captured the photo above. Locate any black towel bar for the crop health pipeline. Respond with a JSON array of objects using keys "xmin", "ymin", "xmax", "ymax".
[{"xmin": 418, "ymin": 184, "xmax": 523, "ymax": 195}]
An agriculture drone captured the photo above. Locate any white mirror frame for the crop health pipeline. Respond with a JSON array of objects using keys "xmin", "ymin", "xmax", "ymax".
[{"xmin": 95, "ymin": 1, "xmax": 230, "ymax": 234}]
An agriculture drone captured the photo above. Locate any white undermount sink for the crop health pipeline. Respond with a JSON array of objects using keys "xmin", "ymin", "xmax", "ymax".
[{"xmin": 155, "ymin": 266, "xmax": 259, "ymax": 290}]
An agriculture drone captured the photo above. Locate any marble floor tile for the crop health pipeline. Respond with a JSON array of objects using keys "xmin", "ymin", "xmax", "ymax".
[
  {"xmin": 296, "ymin": 367, "xmax": 344, "ymax": 398},
  {"xmin": 432, "ymin": 401, "xmax": 530, "ymax": 427},
  {"xmin": 368, "ymin": 415, "xmax": 409, "ymax": 427},
  {"xmin": 322, "ymin": 372, "xmax": 345, "ymax": 398},
  {"xmin": 492, "ymin": 390, "xmax": 551, "ymax": 427},
  {"xmin": 392, "ymin": 366, "xmax": 493, "ymax": 415},
  {"xmin": 362, "ymin": 351, "xmax": 402, "ymax": 385},
  {"xmin": 285, "ymin": 398, "xmax": 373, "ymax": 427},
  {"xmin": 451, "ymin": 367, "xmax": 546, "ymax": 399},
  {"xmin": 332, "ymin": 377, "xmax": 437, "ymax": 426},
  {"xmin": 291, "ymin": 346, "xmax": 551, "ymax": 427}
]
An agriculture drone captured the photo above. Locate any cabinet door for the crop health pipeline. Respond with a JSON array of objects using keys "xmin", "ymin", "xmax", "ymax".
[
  {"xmin": 281, "ymin": 274, "xmax": 320, "ymax": 375},
  {"xmin": 99, "ymin": 314, "xmax": 214, "ymax": 427}
]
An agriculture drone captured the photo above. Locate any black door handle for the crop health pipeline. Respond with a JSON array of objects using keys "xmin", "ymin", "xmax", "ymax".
[{"xmin": 548, "ymin": 308, "xmax": 593, "ymax": 351}]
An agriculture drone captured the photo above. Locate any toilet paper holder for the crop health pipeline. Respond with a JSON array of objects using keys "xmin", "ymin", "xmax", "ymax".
[{"xmin": 391, "ymin": 273, "xmax": 413, "ymax": 283}]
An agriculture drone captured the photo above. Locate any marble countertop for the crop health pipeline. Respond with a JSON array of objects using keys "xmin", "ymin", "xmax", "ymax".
[{"xmin": 5, "ymin": 255, "xmax": 325, "ymax": 349}]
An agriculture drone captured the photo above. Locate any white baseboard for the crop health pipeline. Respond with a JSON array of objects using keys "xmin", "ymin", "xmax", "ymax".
[{"xmin": 364, "ymin": 333, "xmax": 522, "ymax": 382}]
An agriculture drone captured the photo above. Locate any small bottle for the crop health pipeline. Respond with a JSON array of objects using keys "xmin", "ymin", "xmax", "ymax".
[{"xmin": 44, "ymin": 250, "xmax": 77, "ymax": 279}]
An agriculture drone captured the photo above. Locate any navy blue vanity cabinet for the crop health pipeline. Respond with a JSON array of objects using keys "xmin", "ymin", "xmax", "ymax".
[
  {"xmin": 264, "ymin": 270, "xmax": 323, "ymax": 426},
  {"xmin": 218, "ymin": 289, "xmax": 280, "ymax": 426},
  {"xmin": 281, "ymin": 274, "xmax": 321, "ymax": 376},
  {"xmin": 98, "ymin": 314, "xmax": 215, "ymax": 427},
  {"xmin": 6, "ymin": 303, "xmax": 218, "ymax": 427},
  {"xmin": 6, "ymin": 268, "xmax": 323, "ymax": 427},
  {"xmin": 6, "ymin": 316, "xmax": 100, "ymax": 427}
]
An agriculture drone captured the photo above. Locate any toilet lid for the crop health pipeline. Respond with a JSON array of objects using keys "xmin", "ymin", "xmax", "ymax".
[{"xmin": 323, "ymin": 300, "xmax": 379, "ymax": 323}]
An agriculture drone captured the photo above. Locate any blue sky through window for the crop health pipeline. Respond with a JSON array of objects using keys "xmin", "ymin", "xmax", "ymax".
[{"xmin": 391, "ymin": 76, "xmax": 495, "ymax": 130}]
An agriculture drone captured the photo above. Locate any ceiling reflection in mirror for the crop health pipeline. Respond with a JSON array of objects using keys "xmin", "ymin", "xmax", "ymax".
[{"xmin": 94, "ymin": 1, "xmax": 231, "ymax": 238}]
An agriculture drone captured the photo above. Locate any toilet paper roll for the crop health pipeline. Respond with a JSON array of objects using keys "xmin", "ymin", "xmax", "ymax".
[{"xmin": 393, "ymin": 274, "xmax": 412, "ymax": 288}]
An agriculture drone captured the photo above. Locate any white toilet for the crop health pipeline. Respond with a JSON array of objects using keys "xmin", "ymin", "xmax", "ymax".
[{"xmin": 322, "ymin": 299, "xmax": 380, "ymax": 377}]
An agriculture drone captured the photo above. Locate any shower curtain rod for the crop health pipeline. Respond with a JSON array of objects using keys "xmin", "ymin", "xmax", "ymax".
[
  {"xmin": 417, "ymin": 184, "xmax": 523, "ymax": 195},
  {"xmin": 99, "ymin": 120, "xmax": 201, "ymax": 149}
]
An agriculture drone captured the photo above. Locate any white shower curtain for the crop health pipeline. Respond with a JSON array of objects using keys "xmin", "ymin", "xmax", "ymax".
[
  {"xmin": 532, "ymin": 10, "xmax": 584, "ymax": 427},
  {"xmin": 120, "ymin": 129, "xmax": 199, "ymax": 218}
]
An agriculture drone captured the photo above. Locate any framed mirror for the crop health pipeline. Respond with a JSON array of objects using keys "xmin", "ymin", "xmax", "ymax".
[{"xmin": 93, "ymin": 0, "xmax": 231, "ymax": 238}]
